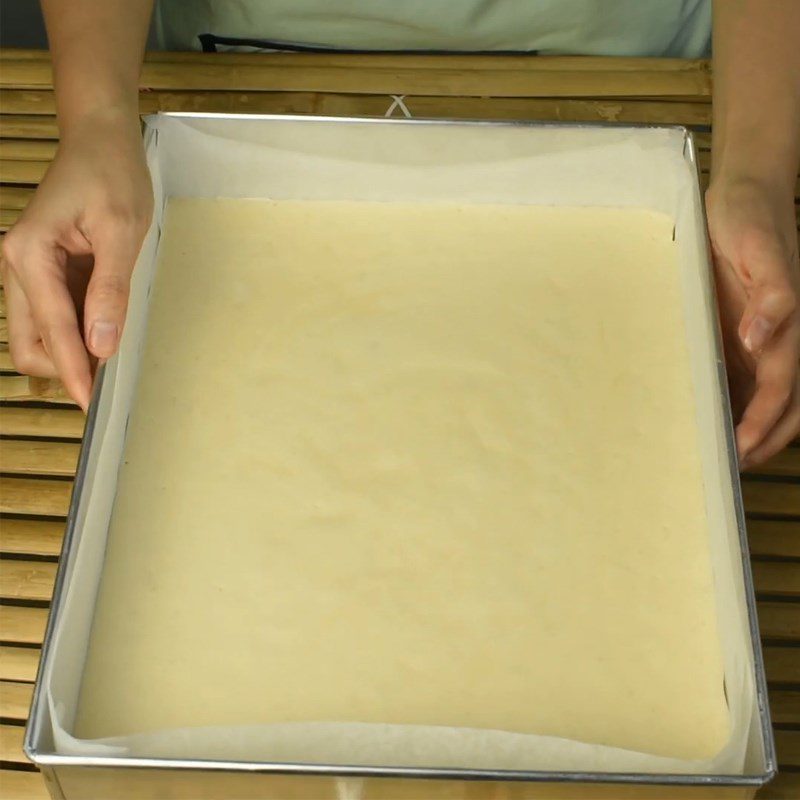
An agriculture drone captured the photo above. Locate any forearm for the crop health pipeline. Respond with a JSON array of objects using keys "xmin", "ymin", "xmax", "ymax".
[
  {"xmin": 711, "ymin": 0, "xmax": 800, "ymax": 199},
  {"xmin": 41, "ymin": 0, "xmax": 153, "ymax": 136}
]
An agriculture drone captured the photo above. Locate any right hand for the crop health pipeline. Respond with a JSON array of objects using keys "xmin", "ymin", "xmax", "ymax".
[{"xmin": 0, "ymin": 109, "xmax": 152, "ymax": 410}]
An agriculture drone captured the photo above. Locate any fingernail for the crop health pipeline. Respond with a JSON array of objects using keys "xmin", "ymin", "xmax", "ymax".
[
  {"xmin": 736, "ymin": 428, "xmax": 753, "ymax": 462},
  {"xmin": 743, "ymin": 316, "xmax": 773, "ymax": 354},
  {"xmin": 738, "ymin": 441, "xmax": 752, "ymax": 469},
  {"xmin": 88, "ymin": 321, "xmax": 118, "ymax": 358}
]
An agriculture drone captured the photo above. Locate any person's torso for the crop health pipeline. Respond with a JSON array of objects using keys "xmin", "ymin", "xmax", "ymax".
[{"xmin": 155, "ymin": 0, "xmax": 711, "ymax": 57}]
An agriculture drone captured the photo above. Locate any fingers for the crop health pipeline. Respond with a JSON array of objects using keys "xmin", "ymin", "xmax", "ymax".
[
  {"xmin": 83, "ymin": 219, "xmax": 146, "ymax": 359},
  {"xmin": 741, "ymin": 387, "xmax": 800, "ymax": 469},
  {"xmin": 3, "ymin": 268, "xmax": 58, "ymax": 378},
  {"xmin": 737, "ymin": 238, "xmax": 797, "ymax": 355},
  {"xmin": 736, "ymin": 321, "xmax": 800, "ymax": 463},
  {"xmin": 3, "ymin": 235, "xmax": 92, "ymax": 411}
]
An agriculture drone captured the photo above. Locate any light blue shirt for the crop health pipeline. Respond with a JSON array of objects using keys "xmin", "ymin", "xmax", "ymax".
[{"xmin": 156, "ymin": 1, "xmax": 711, "ymax": 57}]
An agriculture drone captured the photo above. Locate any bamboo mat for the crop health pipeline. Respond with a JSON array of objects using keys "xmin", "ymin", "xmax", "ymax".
[{"xmin": 0, "ymin": 49, "xmax": 798, "ymax": 800}]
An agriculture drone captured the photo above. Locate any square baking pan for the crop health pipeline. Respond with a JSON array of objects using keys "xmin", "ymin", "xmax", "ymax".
[{"xmin": 25, "ymin": 113, "xmax": 776, "ymax": 800}]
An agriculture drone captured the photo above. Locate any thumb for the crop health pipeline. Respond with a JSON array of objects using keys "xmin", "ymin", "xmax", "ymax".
[
  {"xmin": 738, "ymin": 245, "xmax": 797, "ymax": 356},
  {"xmin": 83, "ymin": 225, "xmax": 142, "ymax": 359}
]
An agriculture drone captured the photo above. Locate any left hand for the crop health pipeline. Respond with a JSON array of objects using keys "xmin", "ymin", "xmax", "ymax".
[{"xmin": 705, "ymin": 175, "xmax": 800, "ymax": 469}]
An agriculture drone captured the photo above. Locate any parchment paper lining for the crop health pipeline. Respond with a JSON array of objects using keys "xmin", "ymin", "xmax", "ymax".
[{"xmin": 44, "ymin": 118, "xmax": 754, "ymax": 775}]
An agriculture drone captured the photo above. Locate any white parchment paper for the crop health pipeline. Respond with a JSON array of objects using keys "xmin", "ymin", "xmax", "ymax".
[{"xmin": 44, "ymin": 117, "xmax": 757, "ymax": 776}]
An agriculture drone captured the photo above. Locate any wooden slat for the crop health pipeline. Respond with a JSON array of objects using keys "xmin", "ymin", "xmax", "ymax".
[
  {"xmin": 0, "ymin": 722, "xmax": 27, "ymax": 763},
  {"xmin": 1, "ymin": 49, "xmax": 712, "ymax": 70},
  {"xmin": 760, "ymin": 772, "xmax": 800, "ymax": 800},
  {"xmin": 0, "ymin": 605, "xmax": 48, "ymax": 645},
  {"xmin": 0, "ymin": 49, "xmax": 713, "ymax": 71},
  {"xmin": 0, "ymin": 375, "xmax": 70, "ymax": 402},
  {"xmin": 0, "ymin": 561, "xmax": 57, "ymax": 603},
  {"xmin": 751, "ymin": 448, "xmax": 800, "ymax": 478},
  {"xmin": 2, "ymin": 61, "xmax": 713, "ymax": 100},
  {"xmin": 749, "ymin": 519, "xmax": 800, "ymax": 559},
  {"xmin": 0, "ymin": 377, "xmax": 31, "ymax": 398},
  {"xmin": 0, "ymin": 52, "xmax": 712, "ymax": 98},
  {"xmin": 0, "ymin": 520, "xmax": 63, "ymax": 558},
  {"xmin": 0, "ymin": 208, "xmax": 20, "ymax": 231},
  {"xmin": 0, "ymin": 349, "xmax": 15, "ymax": 371},
  {"xmin": 0, "ymin": 185, "xmax": 34, "ymax": 210},
  {"xmin": 758, "ymin": 601, "xmax": 800, "ymax": 641},
  {"xmin": 200, "ymin": 93, "xmax": 716, "ymax": 126},
  {"xmin": 0, "ymin": 49, "xmax": 713, "ymax": 75},
  {"xmin": 753, "ymin": 561, "xmax": 800, "ymax": 598},
  {"xmin": 0, "ymin": 646, "xmax": 37, "ymax": 682},
  {"xmin": 150, "ymin": 63, "xmax": 712, "ymax": 100},
  {"xmin": 775, "ymin": 729, "xmax": 800, "ymax": 768},
  {"xmin": 0, "ymin": 89, "xmax": 714, "ymax": 125},
  {"xmin": 0, "ymin": 680, "xmax": 32, "ymax": 720},
  {"xmin": 0, "ymin": 114, "xmax": 58, "ymax": 139},
  {"xmin": 0, "ymin": 91, "xmax": 55, "ymax": 116},
  {"xmin": 0, "ymin": 477, "xmax": 71, "ymax": 517},
  {"xmin": 1, "ymin": 439, "xmax": 79, "ymax": 476},
  {"xmin": 0, "ymin": 159, "xmax": 47, "ymax": 184},
  {"xmin": 742, "ymin": 481, "xmax": 800, "ymax": 517},
  {"xmin": 0, "ymin": 407, "xmax": 84, "ymax": 438},
  {"xmin": 0, "ymin": 139, "xmax": 56, "ymax": 161},
  {"xmin": 0, "ymin": 769, "xmax": 49, "ymax": 800},
  {"xmin": 180, "ymin": 54, "xmax": 707, "ymax": 73},
  {"xmin": 763, "ymin": 646, "xmax": 800, "ymax": 684},
  {"xmin": 770, "ymin": 689, "xmax": 800, "ymax": 725}
]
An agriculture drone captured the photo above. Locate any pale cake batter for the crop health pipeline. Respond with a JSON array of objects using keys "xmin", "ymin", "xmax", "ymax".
[{"xmin": 75, "ymin": 199, "xmax": 729, "ymax": 761}]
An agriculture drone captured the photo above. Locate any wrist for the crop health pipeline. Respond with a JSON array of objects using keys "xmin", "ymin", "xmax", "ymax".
[
  {"xmin": 709, "ymin": 164, "xmax": 796, "ymax": 208},
  {"xmin": 53, "ymin": 63, "xmax": 141, "ymax": 140},
  {"xmin": 59, "ymin": 102, "xmax": 142, "ymax": 147},
  {"xmin": 712, "ymin": 123, "xmax": 799, "ymax": 200},
  {"xmin": 707, "ymin": 172, "xmax": 798, "ymax": 261}
]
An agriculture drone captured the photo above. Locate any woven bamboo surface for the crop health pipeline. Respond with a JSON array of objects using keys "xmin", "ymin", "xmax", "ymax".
[{"xmin": 0, "ymin": 49, "xmax": 798, "ymax": 799}]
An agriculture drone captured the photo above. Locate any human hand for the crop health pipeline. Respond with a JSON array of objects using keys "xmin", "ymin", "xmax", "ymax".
[
  {"xmin": 0, "ymin": 108, "xmax": 152, "ymax": 411},
  {"xmin": 706, "ymin": 175, "xmax": 800, "ymax": 469}
]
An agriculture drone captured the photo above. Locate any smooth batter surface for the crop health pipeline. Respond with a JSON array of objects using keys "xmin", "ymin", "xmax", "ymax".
[{"xmin": 76, "ymin": 199, "xmax": 729, "ymax": 760}]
